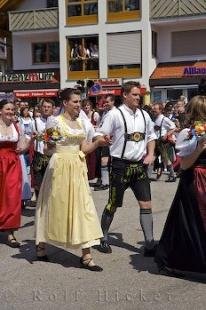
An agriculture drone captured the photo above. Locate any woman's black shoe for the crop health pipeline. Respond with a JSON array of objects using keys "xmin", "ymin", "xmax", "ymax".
[
  {"xmin": 7, "ymin": 237, "xmax": 21, "ymax": 248},
  {"xmin": 80, "ymin": 257, "xmax": 103, "ymax": 272},
  {"xmin": 36, "ymin": 244, "xmax": 48, "ymax": 261},
  {"xmin": 165, "ymin": 177, "xmax": 176, "ymax": 183}
]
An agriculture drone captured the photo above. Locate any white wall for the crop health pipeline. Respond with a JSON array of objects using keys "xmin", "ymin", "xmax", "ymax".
[
  {"xmin": 16, "ymin": 0, "xmax": 47, "ymax": 11},
  {"xmin": 157, "ymin": 23, "xmax": 206, "ymax": 63},
  {"xmin": 12, "ymin": 31, "xmax": 59, "ymax": 70}
]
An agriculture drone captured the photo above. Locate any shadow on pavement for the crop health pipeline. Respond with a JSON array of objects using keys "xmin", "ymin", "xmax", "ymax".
[
  {"xmin": 20, "ymin": 221, "xmax": 35, "ymax": 229},
  {"xmin": 94, "ymin": 232, "xmax": 140, "ymax": 253},
  {"xmin": 11, "ymin": 239, "xmax": 83, "ymax": 269},
  {"xmin": 129, "ymin": 244, "xmax": 206, "ymax": 284}
]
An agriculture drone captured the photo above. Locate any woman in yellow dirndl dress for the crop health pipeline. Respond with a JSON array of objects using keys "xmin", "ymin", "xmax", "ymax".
[{"xmin": 35, "ymin": 88, "xmax": 107, "ymax": 271}]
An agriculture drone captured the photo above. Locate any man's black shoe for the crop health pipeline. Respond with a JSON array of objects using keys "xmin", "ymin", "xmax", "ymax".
[
  {"xmin": 89, "ymin": 179, "xmax": 102, "ymax": 187},
  {"xmin": 98, "ymin": 240, "xmax": 112, "ymax": 253},
  {"xmin": 94, "ymin": 184, "xmax": 109, "ymax": 191},
  {"xmin": 144, "ymin": 245, "xmax": 157, "ymax": 257}
]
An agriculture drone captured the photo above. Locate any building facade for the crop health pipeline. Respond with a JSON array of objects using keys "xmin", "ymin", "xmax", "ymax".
[
  {"xmin": 59, "ymin": 0, "xmax": 155, "ymax": 98},
  {"xmin": 2, "ymin": 0, "xmax": 206, "ymax": 103},
  {"xmin": 150, "ymin": 0, "xmax": 206, "ymax": 102},
  {"xmin": 2, "ymin": 0, "xmax": 60, "ymax": 101}
]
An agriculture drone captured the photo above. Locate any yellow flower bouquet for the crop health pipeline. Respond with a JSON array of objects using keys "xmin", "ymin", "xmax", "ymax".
[
  {"xmin": 36, "ymin": 127, "xmax": 62, "ymax": 144},
  {"xmin": 193, "ymin": 121, "xmax": 206, "ymax": 138}
]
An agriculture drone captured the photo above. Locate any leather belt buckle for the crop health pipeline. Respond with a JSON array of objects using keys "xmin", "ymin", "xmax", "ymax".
[{"xmin": 132, "ymin": 132, "xmax": 141, "ymax": 142}]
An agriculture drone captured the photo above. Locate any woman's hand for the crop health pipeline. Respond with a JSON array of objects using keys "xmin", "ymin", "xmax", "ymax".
[{"xmin": 30, "ymin": 132, "xmax": 37, "ymax": 142}]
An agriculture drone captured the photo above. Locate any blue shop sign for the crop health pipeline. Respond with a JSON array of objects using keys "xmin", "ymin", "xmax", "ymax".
[
  {"xmin": 90, "ymin": 83, "xmax": 101, "ymax": 94},
  {"xmin": 183, "ymin": 67, "xmax": 206, "ymax": 75}
]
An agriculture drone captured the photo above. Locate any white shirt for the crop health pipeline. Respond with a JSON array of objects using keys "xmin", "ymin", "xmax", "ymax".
[
  {"xmin": 33, "ymin": 117, "xmax": 48, "ymax": 154},
  {"xmin": 98, "ymin": 106, "xmax": 116, "ymax": 128},
  {"xmin": 154, "ymin": 114, "xmax": 176, "ymax": 139},
  {"xmin": 175, "ymin": 128, "xmax": 197, "ymax": 157},
  {"xmin": 96, "ymin": 104, "xmax": 156, "ymax": 161}
]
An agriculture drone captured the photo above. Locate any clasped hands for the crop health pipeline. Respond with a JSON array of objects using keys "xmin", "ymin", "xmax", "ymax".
[{"xmin": 94, "ymin": 134, "xmax": 112, "ymax": 147}]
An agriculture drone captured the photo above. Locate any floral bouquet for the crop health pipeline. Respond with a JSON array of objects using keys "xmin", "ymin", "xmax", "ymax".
[
  {"xmin": 35, "ymin": 127, "xmax": 63, "ymax": 144},
  {"xmin": 193, "ymin": 121, "xmax": 206, "ymax": 139}
]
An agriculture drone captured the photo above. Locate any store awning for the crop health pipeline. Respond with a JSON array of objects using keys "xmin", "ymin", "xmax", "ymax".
[
  {"xmin": 13, "ymin": 89, "xmax": 58, "ymax": 98},
  {"xmin": 150, "ymin": 60, "xmax": 206, "ymax": 87}
]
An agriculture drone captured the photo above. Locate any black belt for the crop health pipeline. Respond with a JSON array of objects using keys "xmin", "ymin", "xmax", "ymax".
[
  {"xmin": 125, "ymin": 132, "xmax": 145, "ymax": 142},
  {"xmin": 112, "ymin": 157, "xmax": 143, "ymax": 165}
]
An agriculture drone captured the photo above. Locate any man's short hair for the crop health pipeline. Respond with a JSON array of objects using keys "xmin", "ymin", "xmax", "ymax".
[
  {"xmin": 105, "ymin": 93, "xmax": 115, "ymax": 102},
  {"xmin": 122, "ymin": 81, "xmax": 140, "ymax": 95},
  {"xmin": 40, "ymin": 98, "xmax": 55, "ymax": 107}
]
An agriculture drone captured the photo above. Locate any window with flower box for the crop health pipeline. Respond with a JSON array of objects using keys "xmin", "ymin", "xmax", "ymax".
[
  {"xmin": 107, "ymin": 0, "xmax": 140, "ymax": 23},
  {"xmin": 68, "ymin": 36, "xmax": 99, "ymax": 80},
  {"xmin": 66, "ymin": 0, "xmax": 98, "ymax": 25}
]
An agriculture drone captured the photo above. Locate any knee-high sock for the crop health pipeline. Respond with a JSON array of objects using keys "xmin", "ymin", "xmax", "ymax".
[
  {"xmin": 168, "ymin": 164, "xmax": 175, "ymax": 178},
  {"xmin": 101, "ymin": 209, "xmax": 114, "ymax": 241},
  {"xmin": 140, "ymin": 208, "xmax": 154, "ymax": 249},
  {"xmin": 101, "ymin": 166, "xmax": 109, "ymax": 185}
]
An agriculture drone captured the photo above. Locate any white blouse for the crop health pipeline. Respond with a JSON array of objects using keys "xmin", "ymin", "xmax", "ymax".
[
  {"xmin": 0, "ymin": 123, "xmax": 18, "ymax": 142},
  {"xmin": 175, "ymin": 128, "xmax": 198, "ymax": 157}
]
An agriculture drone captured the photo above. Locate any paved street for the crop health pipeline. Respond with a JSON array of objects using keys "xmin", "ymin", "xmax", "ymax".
[{"xmin": 0, "ymin": 173, "xmax": 206, "ymax": 310}]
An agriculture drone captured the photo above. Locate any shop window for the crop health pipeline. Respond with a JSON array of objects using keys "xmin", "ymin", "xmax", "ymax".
[
  {"xmin": 152, "ymin": 90, "xmax": 162, "ymax": 102},
  {"xmin": 66, "ymin": 0, "xmax": 98, "ymax": 25},
  {"xmin": 152, "ymin": 31, "xmax": 157, "ymax": 58},
  {"xmin": 32, "ymin": 42, "xmax": 59, "ymax": 64},
  {"xmin": 68, "ymin": 37, "xmax": 99, "ymax": 79},
  {"xmin": 47, "ymin": 0, "xmax": 58, "ymax": 7},
  {"xmin": 167, "ymin": 89, "xmax": 182, "ymax": 101},
  {"xmin": 107, "ymin": 0, "xmax": 140, "ymax": 22},
  {"xmin": 187, "ymin": 88, "xmax": 198, "ymax": 100}
]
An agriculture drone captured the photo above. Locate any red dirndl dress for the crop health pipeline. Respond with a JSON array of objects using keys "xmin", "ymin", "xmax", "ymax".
[{"xmin": 0, "ymin": 141, "xmax": 22, "ymax": 230}]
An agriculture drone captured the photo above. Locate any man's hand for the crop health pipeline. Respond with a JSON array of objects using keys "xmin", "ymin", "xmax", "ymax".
[
  {"xmin": 97, "ymin": 135, "xmax": 111, "ymax": 147},
  {"xmin": 143, "ymin": 154, "xmax": 155, "ymax": 166}
]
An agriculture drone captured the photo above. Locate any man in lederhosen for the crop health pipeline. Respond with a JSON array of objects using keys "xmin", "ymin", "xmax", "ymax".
[
  {"xmin": 32, "ymin": 99, "xmax": 54, "ymax": 199},
  {"xmin": 152, "ymin": 103, "xmax": 176, "ymax": 182},
  {"xmin": 95, "ymin": 81, "xmax": 157, "ymax": 256}
]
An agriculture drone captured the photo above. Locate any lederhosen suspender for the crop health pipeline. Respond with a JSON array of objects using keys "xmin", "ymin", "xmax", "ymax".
[
  {"xmin": 159, "ymin": 117, "xmax": 165, "ymax": 139},
  {"xmin": 34, "ymin": 119, "xmax": 39, "ymax": 152},
  {"xmin": 117, "ymin": 107, "xmax": 147, "ymax": 159}
]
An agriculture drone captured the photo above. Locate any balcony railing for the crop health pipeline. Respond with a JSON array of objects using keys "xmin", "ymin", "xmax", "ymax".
[
  {"xmin": 9, "ymin": 8, "xmax": 58, "ymax": 31},
  {"xmin": 150, "ymin": 0, "xmax": 206, "ymax": 19}
]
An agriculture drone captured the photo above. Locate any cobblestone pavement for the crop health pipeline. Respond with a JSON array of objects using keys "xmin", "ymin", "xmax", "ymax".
[{"xmin": 0, "ymin": 173, "xmax": 206, "ymax": 310}]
